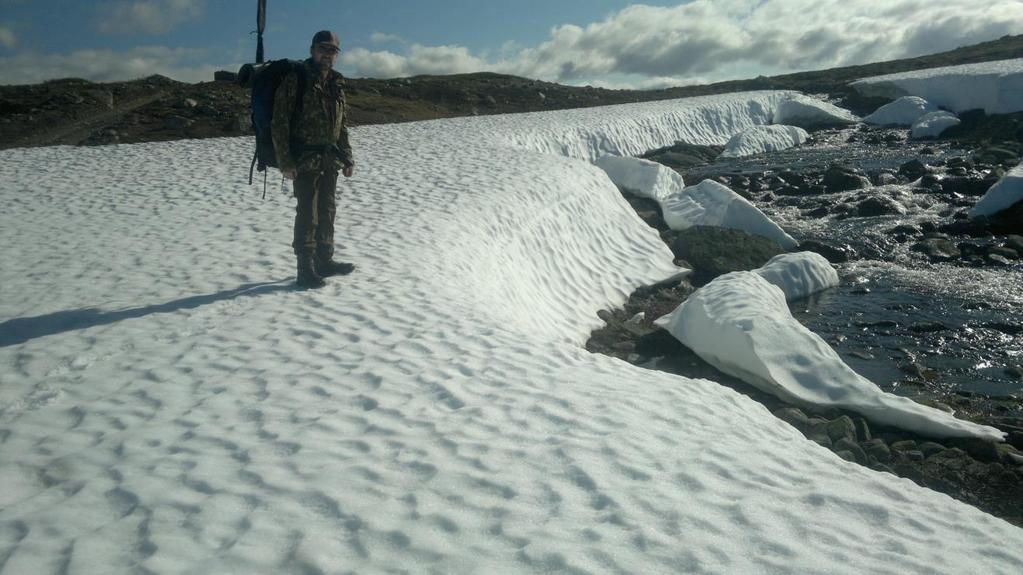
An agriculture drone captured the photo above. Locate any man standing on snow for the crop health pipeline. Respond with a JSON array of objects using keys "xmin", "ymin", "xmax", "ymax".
[{"xmin": 272, "ymin": 30, "xmax": 356, "ymax": 289}]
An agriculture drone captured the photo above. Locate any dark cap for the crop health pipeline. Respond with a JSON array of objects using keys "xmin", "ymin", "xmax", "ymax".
[{"xmin": 311, "ymin": 30, "xmax": 340, "ymax": 49}]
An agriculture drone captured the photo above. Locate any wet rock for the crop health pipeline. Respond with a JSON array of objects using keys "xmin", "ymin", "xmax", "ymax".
[
  {"xmin": 1006, "ymin": 366, "xmax": 1023, "ymax": 380},
  {"xmin": 919, "ymin": 442, "xmax": 946, "ymax": 458},
  {"xmin": 989, "ymin": 246, "xmax": 1019, "ymax": 260},
  {"xmin": 835, "ymin": 450, "xmax": 857, "ymax": 462},
  {"xmin": 796, "ymin": 241, "xmax": 851, "ymax": 263},
  {"xmin": 854, "ymin": 417, "xmax": 872, "ymax": 442},
  {"xmin": 941, "ymin": 175, "xmax": 1000, "ymax": 197},
  {"xmin": 667, "ymin": 226, "xmax": 785, "ymax": 286},
  {"xmin": 899, "ymin": 159, "xmax": 929, "ymax": 180},
  {"xmin": 774, "ymin": 407, "xmax": 810, "ymax": 430},
  {"xmin": 987, "ymin": 253, "xmax": 1013, "ymax": 266},
  {"xmin": 891, "ymin": 440, "xmax": 918, "ymax": 452},
  {"xmin": 1005, "ymin": 235, "xmax": 1023, "ymax": 253},
  {"xmin": 909, "ymin": 321, "xmax": 950, "ymax": 333},
  {"xmin": 634, "ymin": 329, "xmax": 684, "ymax": 357},
  {"xmin": 803, "ymin": 206, "xmax": 830, "ymax": 218},
  {"xmin": 826, "ymin": 416, "xmax": 857, "ymax": 444},
  {"xmin": 862, "ymin": 438, "xmax": 891, "ymax": 463},
  {"xmin": 835, "ymin": 438, "xmax": 867, "ymax": 464},
  {"xmin": 875, "ymin": 172, "xmax": 899, "ymax": 186},
  {"xmin": 910, "ymin": 237, "xmax": 960, "ymax": 262},
  {"xmin": 823, "ymin": 165, "xmax": 872, "ymax": 192},
  {"xmin": 947, "ymin": 438, "xmax": 1001, "ymax": 463},
  {"xmin": 854, "ymin": 196, "xmax": 906, "ymax": 217}
]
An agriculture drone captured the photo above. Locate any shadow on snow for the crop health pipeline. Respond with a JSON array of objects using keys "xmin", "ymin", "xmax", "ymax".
[{"xmin": 0, "ymin": 280, "xmax": 294, "ymax": 347}]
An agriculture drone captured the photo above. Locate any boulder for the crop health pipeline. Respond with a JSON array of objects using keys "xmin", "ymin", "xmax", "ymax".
[
  {"xmin": 898, "ymin": 159, "xmax": 930, "ymax": 180},
  {"xmin": 854, "ymin": 196, "xmax": 906, "ymax": 217},
  {"xmin": 823, "ymin": 165, "xmax": 872, "ymax": 192},
  {"xmin": 667, "ymin": 225, "xmax": 785, "ymax": 286}
]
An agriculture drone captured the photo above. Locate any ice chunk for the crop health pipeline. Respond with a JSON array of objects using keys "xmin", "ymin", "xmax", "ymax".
[
  {"xmin": 755, "ymin": 252, "xmax": 839, "ymax": 301},
  {"xmin": 971, "ymin": 162, "xmax": 1023, "ymax": 218},
  {"xmin": 774, "ymin": 94, "xmax": 859, "ymax": 128},
  {"xmin": 910, "ymin": 111, "xmax": 960, "ymax": 139},
  {"xmin": 720, "ymin": 125, "xmax": 809, "ymax": 158},
  {"xmin": 863, "ymin": 96, "xmax": 938, "ymax": 126},
  {"xmin": 656, "ymin": 271, "xmax": 1005, "ymax": 441}
]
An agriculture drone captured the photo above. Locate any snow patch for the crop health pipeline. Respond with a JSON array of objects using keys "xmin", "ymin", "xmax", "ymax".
[
  {"xmin": 910, "ymin": 110, "xmax": 961, "ymax": 139},
  {"xmin": 852, "ymin": 58, "xmax": 1023, "ymax": 115},
  {"xmin": 594, "ymin": 154, "xmax": 684, "ymax": 202},
  {"xmin": 864, "ymin": 96, "xmax": 938, "ymax": 126},
  {"xmin": 971, "ymin": 161, "xmax": 1023, "ymax": 218},
  {"xmin": 755, "ymin": 252, "xmax": 839, "ymax": 301},
  {"xmin": 656, "ymin": 271, "xmax": 1005, "ymax": 441},
  {"xmin": 720, "ymin": 124, "xmax": 809, "ymax": 158},
  {"xmin": 774, "ymin": 94, "xmax": 859, "ymax": 128}
]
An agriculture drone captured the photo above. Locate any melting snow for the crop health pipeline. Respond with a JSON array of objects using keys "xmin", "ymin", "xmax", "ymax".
[{"xmin": 1, "ymin": 90, "xmax": 1021, "ymax": 574}]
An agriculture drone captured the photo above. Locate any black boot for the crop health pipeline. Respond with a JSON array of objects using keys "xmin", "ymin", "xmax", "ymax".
[
  {"xmin": 314, "ymin": 250, "xmax": 355, "ymax": 277},
  {"xmin": 296, "ymin": 254, "xmax": 326, "ymax": 289}
]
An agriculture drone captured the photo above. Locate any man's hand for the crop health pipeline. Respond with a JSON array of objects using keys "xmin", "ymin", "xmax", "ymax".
[
  {"xmin": 342, "ymin": 165, "xmax": 354, "ymax": 178},
  {"xmin": 283, "ymin": 168, "xmax": 296, "ymax": 180}
]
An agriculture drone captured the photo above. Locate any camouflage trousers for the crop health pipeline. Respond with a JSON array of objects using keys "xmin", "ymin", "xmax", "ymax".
[{"xmin": 292, "ymin": 169, "xmax": 338, "ymax": 258}]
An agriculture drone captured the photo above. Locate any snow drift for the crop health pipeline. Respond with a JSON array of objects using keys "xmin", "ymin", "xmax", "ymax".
[
  {"xmin": 594, "ymin": 155, "xmax": 798, "ymax": 249},
  {"xmin": 852, "ymin": 58, "xmax": 1023, "ymax": 115},
  {"xmin": 2, "ymin": 91, "xmax": 1021, "ymax": 574},
  {"xmin": 656, "ymin": 271, "xmax": 1005, "ymax": 441},
  {"xmin": 720, "ymin": 124, "xmax": 809, "ymax": 158},
  {"xmin": 971, "ymin": 161, "xmax": 1023, "ymax": 218}
]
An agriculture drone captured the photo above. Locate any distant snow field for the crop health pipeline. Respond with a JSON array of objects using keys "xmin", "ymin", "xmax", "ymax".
[
  {"xmin": 853, "ymin": 58, "xmax": 1023, "ymax": 114},
  {"xmin": 2, "ymin": 90, "xmax": 1022, "ymax": 574}
]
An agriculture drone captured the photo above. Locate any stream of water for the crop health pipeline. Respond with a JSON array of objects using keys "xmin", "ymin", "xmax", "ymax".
[{"xmin": 683, "ymin": 129, "xmax": 1023, "ymax": 400}]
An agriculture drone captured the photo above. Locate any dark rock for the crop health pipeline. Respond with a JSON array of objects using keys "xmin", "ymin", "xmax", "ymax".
[
  {"xmin": 835, "ymin": 450, "xmax": 857, "ymax": 463},
  {"xmin": 835, "ymin": 438, "xmax": 867, "ymax": 464},
  {"xmin": 910, "ymin": 237, "xmax": 960, "ymax": 262},
  {"xmin": 634, "ymin": 329, "xmax": 684, "ymax": 357},
  {"xmin": 803, "ymin": 206, "xmax": 830, "ymax": 218},
  {"xmin": 941, "ymin": 176, "xmax": 1000, "ymax": 197},
  {"xmin": 899, "ymin": 159, "xmax": 929, "ymax": 179},
  {"xmin": 909, "ymin": 321, "xmax": 950, "ymax": 333},
  {"xmin": 919, "ymin": 442, "xmax": 946, "ymax": 458},
  {"xmin": 214, "ymin": 70, "xmax": 237, "ymax": 82},
  {"xmin": 891, "ymin": 440, "xmax": 918, "ymax": 452},
  {"xmin": 854, "ymin": 417, "xmax": 872, "ymax": 442},
  {"xmin": 989, "ymin": 246, "xmax": 1019, "ymax": 260},
  {"xmin": 987, "ymin": 253, "xmax": 1013, "ymax": 266},
  {"xmin": 796, "ymin": 241, "xmax": 851, "ymax": 263},
  {"xmin": 862, "ymin": 439, "xmax": 891, "ymax": 463},
  {"xmin": 947, "ymin": 439, "xmax": 1001, "ymax": 463},
  {"xmin": 667, "ymin": 226, "xmax": 785, "ymax": 286},
  {"xmin": 854, "ymin": 196, "xmax": 906, "ymax": 217},
  {"xmin": 774, "ymin": 407, "xmax": 810, "ymax": 431},
  {"xmin": 1006, "ymin": 235, "xmax": 1023, "ymax": 253},
  {"xmin": 823, "ymin": 165, "xmax": 872, "ymax": 192},
  {"xmin": 826, "ymin": 416, "xmax": 857, "ymax": 444}
]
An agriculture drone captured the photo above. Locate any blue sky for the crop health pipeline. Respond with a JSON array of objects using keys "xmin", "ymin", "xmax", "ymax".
[{"xmin": 1, "ymin": 1, "xmax": 1021, "ymax": 86}]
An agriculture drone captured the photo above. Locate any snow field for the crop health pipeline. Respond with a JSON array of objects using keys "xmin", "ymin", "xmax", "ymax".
[
  {"xmin": 1, "ymin": 92, "xmax": 1022, "ymax": 574},
  {"xmin": 852, "ymin": 58, "xmax": 1023, "ymax": 115}
]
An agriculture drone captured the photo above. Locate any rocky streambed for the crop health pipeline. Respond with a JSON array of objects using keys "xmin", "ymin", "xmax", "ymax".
[{"xmin": 587, "ymin": 122, "xmax": 1023, "ymax": 526}]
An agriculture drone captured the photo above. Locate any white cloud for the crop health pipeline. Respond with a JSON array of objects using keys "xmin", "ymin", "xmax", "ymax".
[
  {"xmin": 0, "ymin": 46, "xmax": 228, "ymax": 85},
  {"xmin": 343, "ymin": 0, "xmax": 1023, "ymax": 85},
  {"xmin": 97, "ymin": 0, "xmax": 204, "ymax": 35},
  {"xmin": 0, "ymin": 25, "xmax": 16, "ymax": 49},
  {"xmin": 369, "ymin": 32, "xmax": 405, "ymax": 44},
  {"xmin": 344, "ymin": 44, "xmax": 488, "ymax": 78}
]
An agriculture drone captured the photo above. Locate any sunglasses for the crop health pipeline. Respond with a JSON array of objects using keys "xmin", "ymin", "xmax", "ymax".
[{"xmin": 315, "ymin": 44, "xmax": 340, "ymax": 55}]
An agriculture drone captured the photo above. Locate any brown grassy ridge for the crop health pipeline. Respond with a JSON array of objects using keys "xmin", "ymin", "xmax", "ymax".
[{"xmin": 0, "ymin": 34, "xmax": 1021, "ymax": 149}]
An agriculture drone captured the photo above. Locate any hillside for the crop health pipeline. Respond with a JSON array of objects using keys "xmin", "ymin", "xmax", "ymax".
[{"xmin": 0, "ymin": 34, "xmax": 1021, "ymax": 150}]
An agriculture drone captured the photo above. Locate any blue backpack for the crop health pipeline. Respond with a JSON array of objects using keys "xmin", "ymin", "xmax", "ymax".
[{"xmin": 239, "ymin": 59, "xmax": 307, "ymax": 193}]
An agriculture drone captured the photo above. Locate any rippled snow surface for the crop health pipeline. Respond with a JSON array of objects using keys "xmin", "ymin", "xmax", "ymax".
[{"xmin": 2, "ymin": 93, "xmax": 1022, "ymax": 574}]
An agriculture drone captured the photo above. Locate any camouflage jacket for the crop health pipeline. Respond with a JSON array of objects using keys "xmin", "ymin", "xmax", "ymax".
[{"xmin": 271, "ymin": 59, "xmax": 354, "ymax": 174}]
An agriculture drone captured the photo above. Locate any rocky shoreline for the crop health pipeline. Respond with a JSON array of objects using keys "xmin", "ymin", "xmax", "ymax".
[{"xmin": 587, "ymin": 120, "xmax": 1023, "ymax": 526}]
